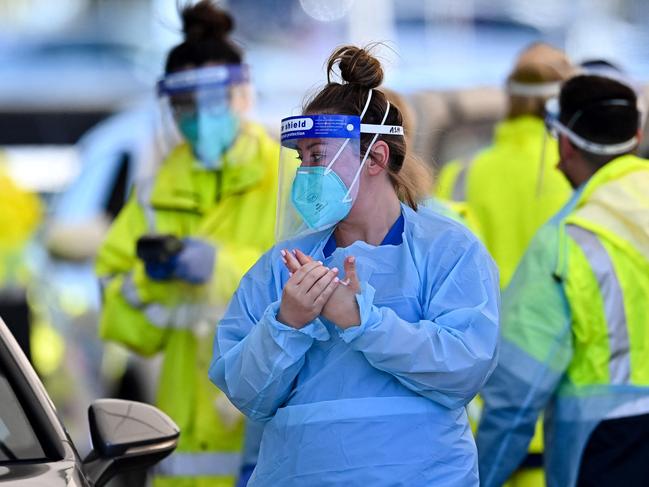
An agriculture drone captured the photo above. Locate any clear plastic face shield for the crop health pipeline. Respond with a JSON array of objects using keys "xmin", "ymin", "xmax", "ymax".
[
  {"xmin": 157, "ymin": 64, "xmax": 250, "ymax": 169},
  {"xmin": 275, "ymin": 89, "xmax": 404, "ymax": 242}
]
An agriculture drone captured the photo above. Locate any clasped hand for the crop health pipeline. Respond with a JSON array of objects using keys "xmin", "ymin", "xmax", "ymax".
[{"xmin": 277, "ymin": 249, "xmax": 361, "ymax": 330}]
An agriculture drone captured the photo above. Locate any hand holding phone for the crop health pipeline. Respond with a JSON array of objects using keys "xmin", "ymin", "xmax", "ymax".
[{"xmin": 136, "ymin": 234, "xmax": 184, "ymax": 280}]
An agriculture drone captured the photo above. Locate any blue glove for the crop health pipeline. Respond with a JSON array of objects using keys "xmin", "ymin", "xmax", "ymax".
[
  {"xmin": 144, "ymin": 255, "xmax": 178, "ymax": 281},
  {"xmin": 172, "ymin": 238, "xmax": 216, "ymax": 284},
  {"xmin": 235, "ymin": 464, "xmax": 255, "ymax": 487}
]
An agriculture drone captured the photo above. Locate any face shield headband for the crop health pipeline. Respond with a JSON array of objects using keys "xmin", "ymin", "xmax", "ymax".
[
  {"xmin": 545, "ymin": 97, "xmax": 639, "ymax": 156},
  {"xmin": 506, "ymin": 80, "xmax": 561, "ymax": 98},
  {"xmin": 156, "ymin": 64, "xmax": 250, "ymax": 95}
]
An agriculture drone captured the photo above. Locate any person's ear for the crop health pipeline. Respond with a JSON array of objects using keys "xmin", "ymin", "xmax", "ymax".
[
  {"xmin": 636, "ymin": 128, "xmax": 643, "ymax": 144},
  {"xmin": 366, "ymin": 140, "xmax": 389, "ymax": 175}
]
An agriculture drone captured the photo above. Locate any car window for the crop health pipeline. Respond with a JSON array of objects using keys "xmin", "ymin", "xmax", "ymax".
[{"xmin": 0, "ymin": 368, "xmax": 46, "ymax": 462}]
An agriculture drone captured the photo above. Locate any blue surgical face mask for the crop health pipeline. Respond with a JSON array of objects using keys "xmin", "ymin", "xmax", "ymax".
[
  {"xmin": 177, "ymin": 110, "xmax": 239, "ymax": 169},
  {"xmin": 291, "ymin": 166, "xmax": 352, "ymax": 230}
]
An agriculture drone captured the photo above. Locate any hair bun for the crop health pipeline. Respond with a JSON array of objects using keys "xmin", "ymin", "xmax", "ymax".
[
  {"xmin": 181, "ymin": 0, "xmax": 234, "ymax": 42},
  {"xmin": 327, "ymin": 45, "xmax": 383, "ymax": 89}
]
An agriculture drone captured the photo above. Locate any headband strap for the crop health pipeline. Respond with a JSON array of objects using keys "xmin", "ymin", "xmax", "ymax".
[{"xmin": 507, "ymin": 80, "xmax": 561, "ymax": 98}]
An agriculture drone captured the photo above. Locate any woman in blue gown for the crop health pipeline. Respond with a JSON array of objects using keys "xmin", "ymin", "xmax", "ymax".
[{"xmin": 209, "ymin": 45, "xmax": 500, "ymax": 487}]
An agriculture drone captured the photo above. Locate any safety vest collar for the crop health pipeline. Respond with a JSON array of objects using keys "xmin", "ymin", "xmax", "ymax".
[
  {"xmin": 567, "ymin": 155, "xmax": 649, "ymax": 263},
  {"xmin": 149, "ymin": 122, "xmax": 269, "ymax": 213},
  {"xmin": 574, "ymin": 154, "xmax": 648, "ymax": 208}
]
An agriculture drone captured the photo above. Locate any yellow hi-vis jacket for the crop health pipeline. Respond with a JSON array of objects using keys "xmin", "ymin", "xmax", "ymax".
[
  {"xmin": 0, "ymin": 164, "xmax": 42, "ymax": 287},
  {"xmin": 96, "ymin": 122, "xmax": 279, "ymax": 487},
  {"xmin": 436, "ymin": 116, "xmax": 571, "ymax": 288},
  {"xmin": 478, "ymin": 155, "xmax": 649, "ymax": 487}
]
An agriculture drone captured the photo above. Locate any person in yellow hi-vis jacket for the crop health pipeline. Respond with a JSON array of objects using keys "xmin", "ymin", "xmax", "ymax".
[
  {"xmin": 436, "ymin": 42, "xmax": 574, "ymax": 289},
  {"xmin": 95, "ymin": 2, "xmax": 278, "ymax": 486},
  {"xmin": 436, "ymin": 43, "xmax": 575, "ymax": 487},
  {"xmin": 478, "ymin": 73, "xmax": 649, "ymax": 487}
]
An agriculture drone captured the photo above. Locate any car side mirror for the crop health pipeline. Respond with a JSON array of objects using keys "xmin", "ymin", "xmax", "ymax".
[{"xmin": 82, "ymin": 399, "xmax": 179, "ymax": 487}]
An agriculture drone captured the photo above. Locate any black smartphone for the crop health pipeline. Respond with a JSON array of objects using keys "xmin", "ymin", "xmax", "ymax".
[{"xmin": 136, "ymin": 235, "xmax": 184, "ymax": 263}]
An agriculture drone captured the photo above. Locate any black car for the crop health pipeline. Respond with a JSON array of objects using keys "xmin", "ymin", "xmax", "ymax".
[{"xmin": 0, "ymin": 318, "xmax": 179, "ymax": 486}]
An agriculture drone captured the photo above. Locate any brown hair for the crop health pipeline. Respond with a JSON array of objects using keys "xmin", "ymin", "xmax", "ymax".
[
  {"xmin": 381, "ymin": 87, "xmax": 417, "ymax": 147},
  {"xmin": 304, "ymin": 45, "xmax": 432, "ymax": 209},
  {"xmin": 165, "ymin": 1, "xmax": 242, "ymax": 74},
  {"xmin": 507, "ymin": 42, "xmax": 573, "ymax": 119}
]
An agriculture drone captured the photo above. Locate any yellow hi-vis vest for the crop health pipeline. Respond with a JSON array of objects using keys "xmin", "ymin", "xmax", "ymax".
[
  {"xmin": 551, "ymin": 154, "xmax": 649, "ymax": 486},
  {"xmin": 561, "ymin": 154, "xmax": 649, "ymax": 387},
  {"xmin": 96, "ymin": 122, "xmax": 279, "ymax": 487},
  {"xmin": 477, "ymin": 155, "xmax": 649, "ymax": 487}
]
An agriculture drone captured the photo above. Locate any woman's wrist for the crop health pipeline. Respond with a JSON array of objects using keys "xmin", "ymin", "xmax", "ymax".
[
  {"xmin": 277, "ymin": 309, "xmax": 308, "ymax": 329},
  {"xmin": 327, "ymin": 295, "xmax": 361, "ymax": 329}
]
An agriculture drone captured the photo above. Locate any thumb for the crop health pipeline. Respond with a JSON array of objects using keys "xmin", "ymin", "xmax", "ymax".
[{"xmin": 343, "ymin": 256, "xmax": 360, "ymax": 292}]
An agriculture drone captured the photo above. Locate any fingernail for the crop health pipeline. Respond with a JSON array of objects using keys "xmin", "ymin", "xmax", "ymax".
[
  {"xmin": 288, "ymin": 272, "xmax": 293, "ymax": 277},
  {"xmin": 331, "ymin": 267, "xmax": 339, "ymax": 273},
  {"xmin": 317, "ymin": 260, "xmax": 323, "ymax": 265},
  {"xmin": 334, "ymin": 277, "xmax": 340, "ymax": 283},
  {"xmin": 280, "ymin": 249, "xmax": 286, "ymax": 257}
]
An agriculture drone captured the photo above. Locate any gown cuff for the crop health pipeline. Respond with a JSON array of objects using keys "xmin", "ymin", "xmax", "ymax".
[
  {"xmin": 339, "ymin": 282, "xmax": 381, "ymax": 343},
  {"xmin": 264, "ymin": 300, "xmax": 331, "ymax": 343}
]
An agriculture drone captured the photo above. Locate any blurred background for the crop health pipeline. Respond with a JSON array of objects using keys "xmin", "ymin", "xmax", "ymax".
[{"xmin": 2, "ymin": 0, "xmax": 649, "ymax": 458}]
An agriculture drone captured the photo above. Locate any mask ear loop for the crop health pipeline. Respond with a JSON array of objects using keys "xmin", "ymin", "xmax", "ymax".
[
  {"xmin": 342, "ymin": 96, "xmax": 390, "ymax": 203},
  {"xmin": 322, "ymin": 89, "xmax": 375, "ymax": 176}
]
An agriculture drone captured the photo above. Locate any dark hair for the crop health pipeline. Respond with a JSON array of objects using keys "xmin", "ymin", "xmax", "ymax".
[
  {"xmin": 303, "ymin": 45, "xmax": 431, "ymax": 208},
  {"xmin": 559, "ymin": 74, "xmax": 639, "ymax": 167},
  {"xmin": 165, "ymin": 1, "xmax": 242, "ymax": 74}
]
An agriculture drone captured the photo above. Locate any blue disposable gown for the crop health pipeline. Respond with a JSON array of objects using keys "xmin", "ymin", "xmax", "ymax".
[{"xmin": 209, "ymin": 204, "xmax": 500, "ymax": 486}]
